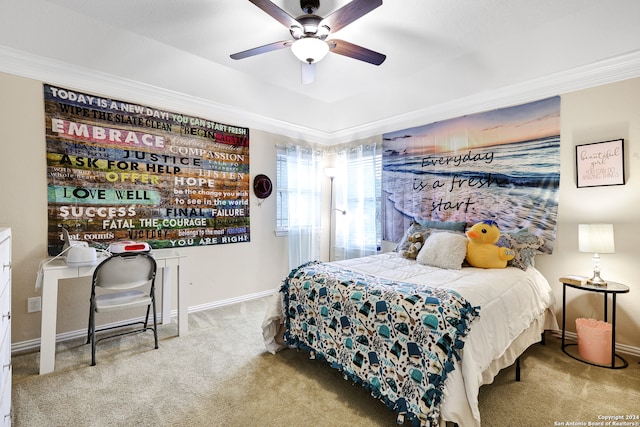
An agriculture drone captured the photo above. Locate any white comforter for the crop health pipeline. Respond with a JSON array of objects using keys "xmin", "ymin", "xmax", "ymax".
[{"xmin": 263, "ymin": 252, "xmax": 558, "ymax": 427}]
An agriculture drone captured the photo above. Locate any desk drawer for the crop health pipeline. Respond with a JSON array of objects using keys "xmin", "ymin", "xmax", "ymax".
[
  {"xmin": 0, "ymin": 229, "xmax": 10, "ymax": 427},
  {"xmin": 0, "ymin": 366, "xmax": 10, "ymax": 427},
  {"xmin": 0, "ymin": 327, "xmax": 8, "ymax": 398},
  {"xmin": 0, "ymin": 285, "xmax": 8, "ymax": 341},
  {"xmin": 0, "ymin": 234, "xmax": 9, "ymax": 296}
]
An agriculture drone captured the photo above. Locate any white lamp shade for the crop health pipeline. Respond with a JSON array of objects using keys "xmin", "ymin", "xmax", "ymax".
[
  {"xmin": 578, "ymin": 224, "xmax": 615, "ymax": 253},
  {"xmin": 291, "ymin": 38, "xmax": 329, "ymax": 64},
  {"xmin": 324, "ymin": 167, "xmax": 337, "ymax": 178}
]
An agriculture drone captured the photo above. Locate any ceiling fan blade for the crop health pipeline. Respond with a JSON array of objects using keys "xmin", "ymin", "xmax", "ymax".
[
  {"xmin": 230, "ymin": 40, "xmax": 292, "ymax": 60},
  {"xmin": 328, "ymin": 39, "xmax": 386, "ymax": 65},
  {"xmin": 319, "ymin": 0, "xmax": 382, "ymax": 33},
  {"xmin": 249, "ymin": 0, "xmax": 299, "ymax": 29},
  {"xmin": 301, "ymin": 62, "xmax": 316, "ymax": 84}
]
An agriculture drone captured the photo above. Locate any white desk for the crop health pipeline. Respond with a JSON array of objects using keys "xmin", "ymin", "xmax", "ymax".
[{"xmin": 39, "ymin": 249, "xmax": 187, "ymax": 375}]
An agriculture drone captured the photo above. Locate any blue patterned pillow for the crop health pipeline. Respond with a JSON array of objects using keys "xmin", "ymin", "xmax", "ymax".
[{"xmin": 497, "ymin": 230, "xmax": 545, "ymax": 270}]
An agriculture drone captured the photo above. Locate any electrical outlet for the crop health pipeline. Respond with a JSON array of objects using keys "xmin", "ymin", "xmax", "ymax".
[{"xmin": 28, "ymin": 296, "xmax": 41, "ymax": 313}]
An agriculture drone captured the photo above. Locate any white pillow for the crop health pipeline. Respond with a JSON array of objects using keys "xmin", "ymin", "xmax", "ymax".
[{"xmin": 416, "ymin": 231, "xmax": 468, "ymax": 270}]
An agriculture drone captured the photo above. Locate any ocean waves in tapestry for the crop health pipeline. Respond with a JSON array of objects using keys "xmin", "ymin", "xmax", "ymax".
[{"xmin": 382, "ymin": 96, "xmax": 560, "ymax": 253}]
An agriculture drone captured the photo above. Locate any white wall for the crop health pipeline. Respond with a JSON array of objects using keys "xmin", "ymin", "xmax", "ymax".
[{"xmin": 1, "ymin": 71, "xmax": 639, "ymax": 352}]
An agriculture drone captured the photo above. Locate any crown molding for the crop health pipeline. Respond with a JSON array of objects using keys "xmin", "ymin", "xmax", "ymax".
[
  {"xmin": 330, "ymin": 49, "xmax": 640, "ymax": 144},
  {"xmin": 2, "ymin": 46, "xmax": 640, "ymax": 146},
  {"xmin": 0, "ymin": 46, "xmax": 332, "ymax": 144}
]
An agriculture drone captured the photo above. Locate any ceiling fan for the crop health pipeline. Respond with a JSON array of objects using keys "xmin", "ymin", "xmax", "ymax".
[{"xmin": 230, "ymin": 0, "xmax": 386, "ymax": 84}]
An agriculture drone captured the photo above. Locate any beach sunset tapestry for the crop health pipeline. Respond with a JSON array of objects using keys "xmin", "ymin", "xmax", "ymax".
[{"xmin": 382, "ymin": 96, "xmax": 560, "ymax": 253}]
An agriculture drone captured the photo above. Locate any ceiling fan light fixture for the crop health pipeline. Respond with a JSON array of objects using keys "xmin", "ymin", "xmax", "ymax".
[{"xmin": 291, "ymin": 37, "xmax": 329, "ymax": 64}]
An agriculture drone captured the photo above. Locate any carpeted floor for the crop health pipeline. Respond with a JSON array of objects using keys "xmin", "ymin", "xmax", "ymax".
[{"xmin": 11, "ymin": 296, "xmax": 640, "ymax": 427}]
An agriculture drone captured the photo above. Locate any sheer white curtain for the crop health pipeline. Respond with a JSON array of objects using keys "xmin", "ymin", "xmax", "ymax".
[
  {"xmin": 285, "ymin": 145, "xmax": 323, "ymax": 270},
  {"xmin": 333, "ymin": 144, "xmax": 381, "ymax": 260}
]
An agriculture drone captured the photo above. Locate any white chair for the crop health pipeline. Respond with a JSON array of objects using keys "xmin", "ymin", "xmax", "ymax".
[{"xmin": 86, "ymin": 252, "xmax": 158, "ymax": 366}]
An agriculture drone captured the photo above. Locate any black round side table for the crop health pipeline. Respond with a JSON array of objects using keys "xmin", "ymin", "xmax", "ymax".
[{"xmin": 560, "ymin": 279, "xmax": 629, "ymax": 369}]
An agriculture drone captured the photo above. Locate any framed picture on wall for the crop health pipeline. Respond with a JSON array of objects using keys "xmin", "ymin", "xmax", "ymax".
[{"xmin": 576, "ymin": 139, "xmax": 625, "ymax": 188}]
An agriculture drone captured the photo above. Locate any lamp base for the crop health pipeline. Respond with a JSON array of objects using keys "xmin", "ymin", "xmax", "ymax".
[{"xmin": 587, "ymin": 272, "xmax": 608, "ymax": 287}]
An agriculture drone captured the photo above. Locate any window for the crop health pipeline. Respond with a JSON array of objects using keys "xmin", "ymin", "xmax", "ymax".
[
  {"xmin": 275, "ymin": 151, "xmax": 288, "ymax": 234},
  {"xmin": 334, "ymin": 144, "xmax": 382, "ymax": 260},
  {"xmin": 275, "ymin": 145, "xmax": 324, "ymax": 268}
]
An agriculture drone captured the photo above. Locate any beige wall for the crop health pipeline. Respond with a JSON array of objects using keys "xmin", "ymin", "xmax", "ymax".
[
  {"xmin": 1, "ymin": 71, "xmax": 639, "ymax": 353},
  {"xmin": 536, "ymin": 78, "xmax": 640, "ymax": 351},
  {"xmin": 0, "ymin": 72, "xmax": 292, "ymax": 345}
]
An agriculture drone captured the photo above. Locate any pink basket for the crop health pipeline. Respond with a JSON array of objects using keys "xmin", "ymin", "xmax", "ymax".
[{"xmin": 576, "ymin": 318, "xmax": 612, "ymax": 365}]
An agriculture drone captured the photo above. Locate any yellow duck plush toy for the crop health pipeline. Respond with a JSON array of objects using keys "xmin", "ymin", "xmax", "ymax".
[{"xmin": 465, "ymin": 220, "xmax": 515, "ymax": 268}]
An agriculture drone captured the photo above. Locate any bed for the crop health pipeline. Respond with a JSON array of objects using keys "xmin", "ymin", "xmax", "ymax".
[{"xmin": 262, "ymin": 228, "xmax": 558, "ymax": 427}]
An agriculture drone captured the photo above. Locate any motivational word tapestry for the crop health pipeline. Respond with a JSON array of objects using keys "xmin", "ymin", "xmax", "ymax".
[
  {"xmin": 45, "ymin": 84, "xmax": 250, "ymax": 255},
  {"xmin": 382, "ymin": 96, "xmax": 560, "ymax": 253}
]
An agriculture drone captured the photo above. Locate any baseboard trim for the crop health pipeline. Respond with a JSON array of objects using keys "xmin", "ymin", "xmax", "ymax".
[
  {"xmin": 548, "ymin": 330, "xmax": 640, "ymax": 358},
  {"xmin": 11, "ymin": 289, "xmax": 277, "ymax": 355},
  {"xmin": 186, "ymin": 289, "xmax": 275, "ymax": 314}
]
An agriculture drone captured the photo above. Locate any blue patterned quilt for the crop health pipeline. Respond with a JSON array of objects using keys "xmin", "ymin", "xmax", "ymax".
[{"xmin": 281, "ymin": 261, "xmax": 480, "ymax": 427}]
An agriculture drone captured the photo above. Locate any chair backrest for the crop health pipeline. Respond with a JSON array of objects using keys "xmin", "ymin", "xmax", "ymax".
[{"xmin": 92, "ymin": 253, "xmax": 157, "ymax": 291}]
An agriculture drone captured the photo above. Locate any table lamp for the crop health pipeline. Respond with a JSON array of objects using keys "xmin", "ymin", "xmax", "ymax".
[{"xmin": 578, "ymin": 224, "xmax": 615, "ymax": 286}]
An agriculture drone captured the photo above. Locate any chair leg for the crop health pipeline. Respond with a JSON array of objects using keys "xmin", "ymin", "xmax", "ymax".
[
  {"xmin": 151, "ymin": 292, "xmax": 158, "ymax": 350},
  {"xmin": 90, "ymin": 309, "xmax": 97, "ymax": 366},
  {"xmin": 87, "ymin": 303, "xmax": 94, "ymax": 344},
  {"xmin": 88, "ymin": 296, "xmax": 98, "ymax": 366},
  {"xmin": 143, "ymin": 305, "xmax": 150, "ymax": 330}
]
